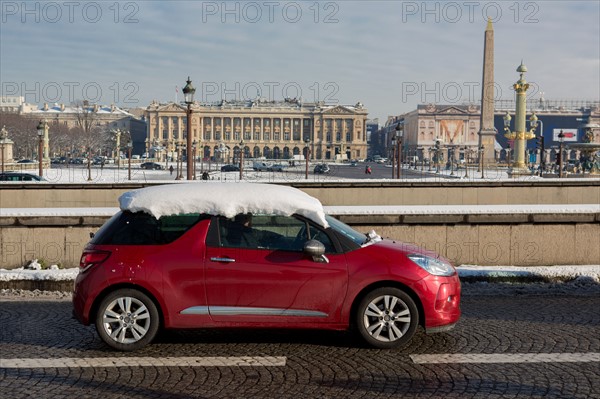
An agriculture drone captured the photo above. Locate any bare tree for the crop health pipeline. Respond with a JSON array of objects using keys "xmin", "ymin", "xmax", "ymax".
[{"xmin": 0, "ymin": 112, "xmax": 38, "ymax": 159}]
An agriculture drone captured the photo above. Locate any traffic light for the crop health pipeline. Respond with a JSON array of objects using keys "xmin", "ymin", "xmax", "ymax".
[
  {"xmin": 536, "ymin": 135, "xmax": 543, "ymax": 149},
  {"xmin": 556, "ymin": 151, "xmax": 561, "ymax": 165}
]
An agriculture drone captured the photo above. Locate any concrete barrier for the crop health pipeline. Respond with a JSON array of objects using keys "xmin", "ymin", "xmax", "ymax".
[
  {"xmin": 1, "ymin": 206, "xmax": 598, "ymax": 269},
  {"xmin": 1, "ymin": 180, "xmax": 599, "ymax": 207}
]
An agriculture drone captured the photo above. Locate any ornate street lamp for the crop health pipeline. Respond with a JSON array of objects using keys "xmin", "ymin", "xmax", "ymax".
[
  {"xmin": 503, "ymin": 62, "xmax": 538, "ymax": 176},
  {"xmin": 182, "ymin": 77, "xmax": 196, "ymax": 180},
  {"xmin": 127, "ymin": 141, "xmax": 133, "ymax": 181},
  {"xmin": 558, "ymin": 130, "xmax": 565, "ymax": 178},
  {"xmin": 395, "ymin": 124, "xmax": 402, "ymax": 179},
  {"xmin": 36, "ymin": 121, "xmax": 46, "ymax": 177}
]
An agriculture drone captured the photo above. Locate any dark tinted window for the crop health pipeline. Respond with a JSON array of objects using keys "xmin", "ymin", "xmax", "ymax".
[
  {"xmin": 217, "ymin": 213, "xmax": 336, "ymax": 253},
  {"xmin": 91, "ymin": 211, "xmax": 208, "ymax": 245}
]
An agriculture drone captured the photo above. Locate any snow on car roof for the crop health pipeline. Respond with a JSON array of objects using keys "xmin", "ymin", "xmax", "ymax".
[{"xmin": 118, "ymin": 182, "xmax": 329, "ymax": 227}]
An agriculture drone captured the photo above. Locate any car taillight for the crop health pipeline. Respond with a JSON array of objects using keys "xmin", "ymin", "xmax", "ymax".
[{"xmin": 79, "ymin": 250, "xmax": 110, "ymax": 272}]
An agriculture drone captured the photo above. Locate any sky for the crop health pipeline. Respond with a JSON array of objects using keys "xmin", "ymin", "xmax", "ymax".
[{"xmin": 1, "ymin": 1, "xmax": 599, "ymax": 122}]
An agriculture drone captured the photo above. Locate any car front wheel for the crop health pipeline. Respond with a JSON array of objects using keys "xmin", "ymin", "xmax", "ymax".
[
  {"xmin": 356, "ymin": 287, "xmax": 419, "ymax": 349},
  {"xmin": 95, "ymin": 289, "xmax": 160, "ymax": 351}
]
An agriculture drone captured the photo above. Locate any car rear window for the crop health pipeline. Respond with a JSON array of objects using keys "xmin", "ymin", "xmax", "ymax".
[{"xmin": 91, "ymin": 211, "xmax": 209, "ymax": 245}]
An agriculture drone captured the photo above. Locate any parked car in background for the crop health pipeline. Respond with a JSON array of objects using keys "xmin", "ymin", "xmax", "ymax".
[
  {"xmin": 16, "ymin": 159, "xmax": 35, "ymax": 164},
  {"xmin": 314, "ymin": 163, "xmax": 331, "ymax": 174},
  {"xmin": 140, "ymin": 162, "xmax": 164, "ymax": 170},
  {"xmin": 73, "ymin": 183, "xmax": 461, "ymax": 351},
  {"xmin": 221, "ymin": 164, "xmax": 240, "ymax": 172},
  {"xmin": 0, "ymin": 172, "xmax": 47, "ymax": 182}
]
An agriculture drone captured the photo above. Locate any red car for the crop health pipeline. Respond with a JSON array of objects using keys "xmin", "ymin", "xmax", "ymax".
[{"xmin": 73, "ymin": 183, "xmax": 460, "ymax": 351}]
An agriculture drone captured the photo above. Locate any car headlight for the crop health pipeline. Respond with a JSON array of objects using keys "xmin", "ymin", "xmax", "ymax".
[{"xmin": 407, "ymin": 254, "xmax": 455, "ymax": 276}]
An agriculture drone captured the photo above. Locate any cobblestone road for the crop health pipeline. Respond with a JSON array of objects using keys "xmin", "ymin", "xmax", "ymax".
[{"xmin": 1, "ymin": 288, "xmax": 599, "ymax": 398}]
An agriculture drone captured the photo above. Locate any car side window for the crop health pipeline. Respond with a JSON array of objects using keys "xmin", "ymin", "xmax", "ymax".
[
  {"xmin": 91, "ymin": 211, "xmax": 207, "ymax": 245},
  {"xmin": 218, "ymin": 214, "xmax": 337, "ymax": 253}
]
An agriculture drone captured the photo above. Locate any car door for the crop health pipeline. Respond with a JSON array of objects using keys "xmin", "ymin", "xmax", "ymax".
[{"xmin": 204, "ymin": 214, "xmax": 348, "ymax": 324}]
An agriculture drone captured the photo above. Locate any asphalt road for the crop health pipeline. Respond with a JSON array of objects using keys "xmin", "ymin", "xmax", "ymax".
[
  {"xmin": 44, "ymin": 161, "xmax": 445, "ymax": 182},
  {"xmin": 1, "ymin": 287, "xmax": 599, "ymax": 398}
]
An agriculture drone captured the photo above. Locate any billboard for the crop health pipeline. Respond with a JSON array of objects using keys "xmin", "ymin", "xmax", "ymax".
[{"xmin": 552, "ymin": 129, "xmax": 578, "ymax": 142}]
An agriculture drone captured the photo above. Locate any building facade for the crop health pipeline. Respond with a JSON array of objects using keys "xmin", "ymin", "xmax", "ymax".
[
  {"xmin": 379, "ymin": 100, "xmax": 600, "ymax": 164},
  {"xmin": 145, "ymin": 99, "xmax": 368, "ymax": 162}
]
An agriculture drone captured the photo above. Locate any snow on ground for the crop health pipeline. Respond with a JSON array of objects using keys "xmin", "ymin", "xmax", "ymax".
[
  {"xmin": 5, "ymin": 162, "xmax": 600, "ymax": 184},
  {"xmin": 1, "ymin": 265, "xmax": 598, "ymax": 283},
  {"xmin": 0, "ymin": 267, "xmax": 79, "ymax": 281}
]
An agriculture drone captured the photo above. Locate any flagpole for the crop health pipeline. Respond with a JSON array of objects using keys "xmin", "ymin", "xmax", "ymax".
[{"xmin": 175, "ymin": 86, "xmax": 178, "ymax": 104}]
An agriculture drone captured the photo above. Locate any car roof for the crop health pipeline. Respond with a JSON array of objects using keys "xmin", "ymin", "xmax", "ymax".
[{"xmin": 119, "ymin": 183, "xmax": 328, "ymax": 227}]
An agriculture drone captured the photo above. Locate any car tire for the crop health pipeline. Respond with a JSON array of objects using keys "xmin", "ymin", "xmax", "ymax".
[
  {"xmin": 356, "ymin": 287, "xmax": 419, "ymax": 349},
  {"xmin": 95, "ymin": 289, "xmax": 160, "ymax": 351}
]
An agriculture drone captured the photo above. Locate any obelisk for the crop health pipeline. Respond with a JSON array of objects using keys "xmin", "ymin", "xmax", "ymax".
[{"xmin": 478, "ymin": 18, "xmax": 497, "ymax": 165}]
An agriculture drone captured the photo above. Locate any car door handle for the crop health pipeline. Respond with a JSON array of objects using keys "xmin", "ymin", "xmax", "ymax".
[{"xmin": 210, "ymin": 257, "xmax": 236, "ymax": 263}]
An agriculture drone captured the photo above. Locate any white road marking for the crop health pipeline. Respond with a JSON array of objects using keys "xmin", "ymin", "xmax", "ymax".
[
  {"xmin": 0, "ymin": 356, "xmax": 286, "ymax": 368},
  {"xmin": 411, "ymin": 353, "xmax": 600, "ymax": 364}
]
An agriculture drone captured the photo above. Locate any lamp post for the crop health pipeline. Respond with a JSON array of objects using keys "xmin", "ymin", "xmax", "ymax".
[
  {"xmin": 479, "ymin": 145, "xmax": 485, "ymax": 179},
  {"xmin": 449, "ymin": 141, "xmax": 455, "ymax": 176},
  {"xmin": 463, "ymin": 147, "xmax": 469, "ymax": 178},
  {"xmin": 558, "ymin": 129, "xmax": 565, "ymax": 178},
  {"xmin": 36, "ymin": 121, "xmax": 45, "ymax": 177},
  {"xmin": 428, "ymin": 148, "xmax": 433, "ymax": 171},
  {"xmin": 39, "ymin": 120, "xmax": 49, "ymax": 161},
  {"xmin": 0, "ymin": 126, "xmax": 7, "ymax": 173},
  {"xmin": 391, "ymin": 136, "xmax": 396, "ymax": 179},
  {"xmin": 192, "ymin": 140, "xmax": 197, "ymax": 179},
  {"xmin": 239, "ymin": 140, "xmax": 244, "ymax": 180},
  {"xmin": 182, "ymin": 77, "xmax": 196, "ymax": 180},
  {"xmin": 395, "ymin": 124, "xmax": 402, "ymax": 179},
  {"xmin": 435, "ymin": 140, "xmax": 441, "ymax": 173},
  {"xmin": 304, "ymin": 139, "xmax": 311, "ymax": 179},
  {"xmin": 176, "ymin": 142, "xmax": 183, "ymax": 180},
  {"xmin": 86, "ymin": 146, "xmax": 92, "ymax": 181},
  {"xmin": 115, "ymin": 129, "xmax": 121, "ymax": 169},
  {"xmin": 127, "ymin": 141, "xmax": 132, "ymax": 180},
  {"xmin": 503, "ymin": 62, "xmax": 537, "ymax": 176},
  {"xmin": 529, "ymin": 113, "xmax": 544, "ymax": 175}
]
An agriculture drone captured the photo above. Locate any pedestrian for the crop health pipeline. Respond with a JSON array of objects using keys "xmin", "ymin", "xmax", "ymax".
[{"xmin": 169, "ymin": 165, "xmax": 174, "ymax": 175}]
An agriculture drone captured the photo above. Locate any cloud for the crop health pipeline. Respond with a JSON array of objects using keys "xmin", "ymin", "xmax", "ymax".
[{"xmin": 1, "ymin": 0, "xmax": 598, "ymax": 120}]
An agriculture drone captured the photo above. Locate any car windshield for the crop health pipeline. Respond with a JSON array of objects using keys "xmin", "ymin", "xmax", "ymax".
[{"xmin": 325, "ymin": 215, "xmax": 367, "ymax": 246}]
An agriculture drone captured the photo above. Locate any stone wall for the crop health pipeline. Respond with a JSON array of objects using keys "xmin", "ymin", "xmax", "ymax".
[{"xmin": 1, "ymin": 211, "xmax": 598, "ymax": 269}]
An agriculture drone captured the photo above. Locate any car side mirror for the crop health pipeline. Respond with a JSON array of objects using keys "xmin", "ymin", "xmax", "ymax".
[{"xmin": 303, "ymin": 239, "xmax": 329, "ymax": 263}]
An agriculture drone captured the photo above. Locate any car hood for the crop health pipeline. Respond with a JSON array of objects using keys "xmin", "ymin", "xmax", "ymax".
[{"xmin": 366, "ymin": 238, "xmax": 453, "ymax": 265}]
